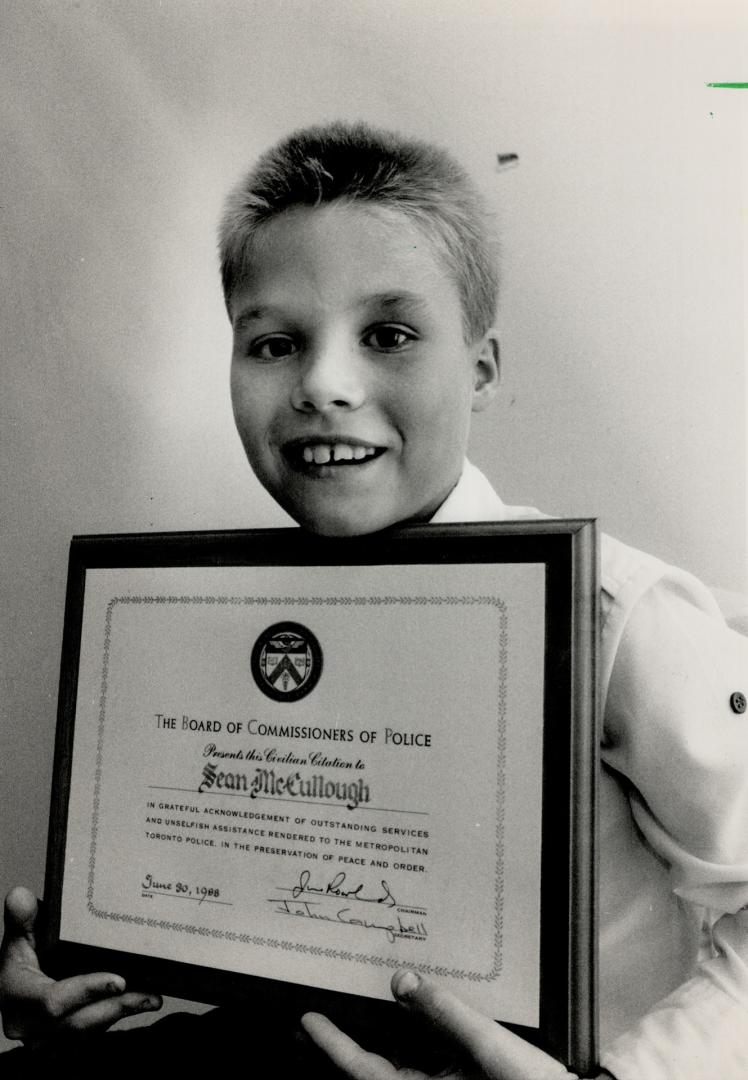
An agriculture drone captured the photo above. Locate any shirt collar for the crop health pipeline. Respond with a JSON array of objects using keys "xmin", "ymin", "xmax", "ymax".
[{"xmin": 430, "ymin": 460, "xmax": 511, "ymax": 524}]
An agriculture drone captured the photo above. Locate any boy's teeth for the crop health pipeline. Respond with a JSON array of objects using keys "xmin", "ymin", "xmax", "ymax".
[{"xmin": 300, "ymin": 443, "xmax": 378, "ymax": 464}]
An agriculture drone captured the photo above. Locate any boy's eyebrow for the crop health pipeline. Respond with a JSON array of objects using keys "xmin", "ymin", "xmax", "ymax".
[
  {"xmin": 232, "ymin": 305, "xmax": 279, "ymax": 331},
  {"xmin": 363, "ymin": 292, "xmax": 431, "ymax": 316},
  {"xmin": 231, "ymin": 293, "xmax": 432, "ymax": 330}
]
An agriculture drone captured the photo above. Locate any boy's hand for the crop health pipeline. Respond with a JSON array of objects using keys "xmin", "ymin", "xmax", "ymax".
[
  {"xmin": 302, "ymin": 971, "xmax": 592, "ymax": 1080},
  {"xmin": 0, "ymin": 887, "xmax": 161, "ymax": 1046}
]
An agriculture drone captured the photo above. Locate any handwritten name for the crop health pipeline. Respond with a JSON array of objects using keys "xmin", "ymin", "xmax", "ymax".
[
  {"xmin": 269, "ymin": 898, "xmax": 427, "ymax": 944},
  {"xmin": 291, "ymin": 869, "xmax": 396, "ymax": 907}
]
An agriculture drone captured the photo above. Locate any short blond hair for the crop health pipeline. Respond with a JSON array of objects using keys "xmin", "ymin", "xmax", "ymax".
[{"xmin": 219, "ymin": 121, "xmax": 498, "ymax": 342}]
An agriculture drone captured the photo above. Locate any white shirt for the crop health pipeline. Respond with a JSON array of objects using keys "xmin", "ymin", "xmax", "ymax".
[{"xmin": 432, "ymin": 461, "xmax": 748, "ymax": 1080}]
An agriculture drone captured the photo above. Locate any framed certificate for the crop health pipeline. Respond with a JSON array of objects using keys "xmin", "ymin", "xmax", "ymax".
[{"xmin": 43, "ymin": 521, "xmax": 598, "ymax": 1074}]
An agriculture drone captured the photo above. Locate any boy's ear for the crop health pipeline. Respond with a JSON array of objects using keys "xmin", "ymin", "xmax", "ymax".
[{"xmin": 471, "ymin": 330, "xmax": 500, "ymax": 413}]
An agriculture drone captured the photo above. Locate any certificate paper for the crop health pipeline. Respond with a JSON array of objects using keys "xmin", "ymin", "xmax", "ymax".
[{"xmin": 45, "ymin": 524, "xmax": 598, "ymax": 1072}]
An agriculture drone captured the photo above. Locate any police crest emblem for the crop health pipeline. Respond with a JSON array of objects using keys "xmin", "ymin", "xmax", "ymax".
[{"xmin": 251, "ymin": 621, "xmax": 323, "ymax": 702}]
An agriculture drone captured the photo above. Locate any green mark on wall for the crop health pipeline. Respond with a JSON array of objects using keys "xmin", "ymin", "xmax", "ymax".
[{"xmin": 706, "ymin": 82, "xmax": 748, "ymax": 89}]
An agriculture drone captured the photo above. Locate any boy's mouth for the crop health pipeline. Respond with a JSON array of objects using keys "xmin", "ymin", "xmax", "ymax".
[{"xmin": 282, "ymin": 438, "xmax": 386, "ymax": 470}]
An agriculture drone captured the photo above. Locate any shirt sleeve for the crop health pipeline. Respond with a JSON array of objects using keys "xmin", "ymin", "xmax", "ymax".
[
  {"xmin": 602, "ymin": 567, "xmax": 748, "ymax": 911},
  {"xmin": 601, "ymin": 909, "xmax": 748, "ymax": 1080},
  {"xmin": 600, "ymin": 564, "xmax": 748, "ymax": 1077}
]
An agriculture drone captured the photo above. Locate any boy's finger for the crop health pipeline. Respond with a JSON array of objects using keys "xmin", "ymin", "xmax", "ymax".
[
  {"xmin": 392, "ymin": 970, "xmax": 501, "ymax": 1066},
  {"xmin": 391, "ymin": 972, "xmax": 574, "ymax": 1080},
  {"xmin": 40, "ymin": 972, "xmax": 128, "ymax": 1020},
  {"xmin": 301, "ymin": 1012, "xmax": 407, "ymax": 1080},
  {"xmin": 59, "ymin": 991, "xmax": 162, "ymax": 1034},
  {"xmin": 3, "ymin": 888, "xmax": 39, "ymax": 947}
]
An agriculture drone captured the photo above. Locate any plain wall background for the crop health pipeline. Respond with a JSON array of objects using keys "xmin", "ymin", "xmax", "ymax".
[{"xmin": 1, "ymin": 0, "xmax": 746, "ymax": 1042}]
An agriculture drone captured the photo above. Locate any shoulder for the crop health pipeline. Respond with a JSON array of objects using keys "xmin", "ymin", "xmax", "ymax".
[
  {"xmin": 597, "ymin": 532, "xmax": 734, "ymax": 699},
  {"xmin": 599, "ymin": 531, "xmax": 727, "ymax": 619},
  {"xmin": 600, "ymin": 534, "xmax": 748, "ymax": 898}
]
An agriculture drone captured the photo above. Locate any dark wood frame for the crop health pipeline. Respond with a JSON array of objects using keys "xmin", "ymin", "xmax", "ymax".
[{"xmin": 42, "ymin": 520, "xmax": 599, "ymax": 1076}]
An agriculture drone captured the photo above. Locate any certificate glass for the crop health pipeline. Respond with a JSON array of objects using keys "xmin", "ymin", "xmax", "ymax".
[{"xmin": 44, "ymin": 522, "xmax": 598, "ymax": 1074}]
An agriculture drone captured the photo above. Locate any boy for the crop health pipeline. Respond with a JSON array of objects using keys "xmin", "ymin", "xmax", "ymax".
[{"xmin": 1, "ymin": 122, "xmax": 747, "ymax": 1078}]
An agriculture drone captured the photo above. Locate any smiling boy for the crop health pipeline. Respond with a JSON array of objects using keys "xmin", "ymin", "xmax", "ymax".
[
  {"xmin": 227, "ymin": 203, "xmax": 499, "ymax": 536},
  {"xmin": 1, "ymin": 122, "xmax": 747, "ymax": 1079},
  {"xmin": 221, "ymin": 143, "xmax": 500, "ymax": 538}
]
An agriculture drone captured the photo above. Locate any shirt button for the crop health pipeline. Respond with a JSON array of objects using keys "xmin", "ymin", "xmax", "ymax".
[{"xmin": 730, "ymin": 691, "xmax": 747, "ymax": 714}]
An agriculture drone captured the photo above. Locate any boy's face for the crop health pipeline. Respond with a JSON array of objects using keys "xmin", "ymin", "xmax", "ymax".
[{"xmin": 229, "ymin": 202, "xmax": 499, "ymax": 536}]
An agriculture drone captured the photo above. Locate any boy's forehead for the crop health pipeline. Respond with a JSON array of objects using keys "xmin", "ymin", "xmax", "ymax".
[{"xmin": 230, "ymin": 203, "xmax": 460, "ymax": 320}]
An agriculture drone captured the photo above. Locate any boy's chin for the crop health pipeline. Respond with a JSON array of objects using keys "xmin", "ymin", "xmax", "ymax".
[
  {"xmin": 295, "ymin": 513, "xmax": 394, "ymax": 538},
  {"xmin": 279, "ymin": 486, "xmax": 453, "ymax": 537},
  {"xmin": 288, "ymin": 501, "xmax": 409, "ymax": 538},
  {"xmin": 289, "ymin": 501, "xmax": 443, "ymax": 538}
]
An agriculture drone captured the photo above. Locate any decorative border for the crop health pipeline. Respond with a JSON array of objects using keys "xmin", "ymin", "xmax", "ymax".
[{"xmin": 86, "ymin": 594, "xmax": 508, "ymax": 983}]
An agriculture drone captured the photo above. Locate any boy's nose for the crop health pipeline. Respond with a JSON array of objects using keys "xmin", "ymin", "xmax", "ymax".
[{"xmin": 290, "ymin": 345, "xmax": 365, "ymax": 413}]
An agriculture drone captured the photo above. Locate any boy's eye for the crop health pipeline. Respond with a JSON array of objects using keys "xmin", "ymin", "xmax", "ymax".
[
  {"xmin": 362, "ymin": 325, "xmax": 416, "ymax": 353},
  {"xmin": 248, "ymin": 335, "xmax": 298, "ymax": 361}
]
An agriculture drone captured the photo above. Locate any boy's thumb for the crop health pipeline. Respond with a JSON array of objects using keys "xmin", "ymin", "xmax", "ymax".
[{"xmin": 3, "ymin": 886, "xmax": 39, "ymax": 943}]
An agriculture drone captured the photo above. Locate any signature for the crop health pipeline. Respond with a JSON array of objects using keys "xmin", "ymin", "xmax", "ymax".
[
  {"xmin": 291, "ymin": 869, "xmax": 397, "ymax": 908},
  {"xmin": 269, "ymin": 898, "xmax": 428, "ymax": 944}
]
